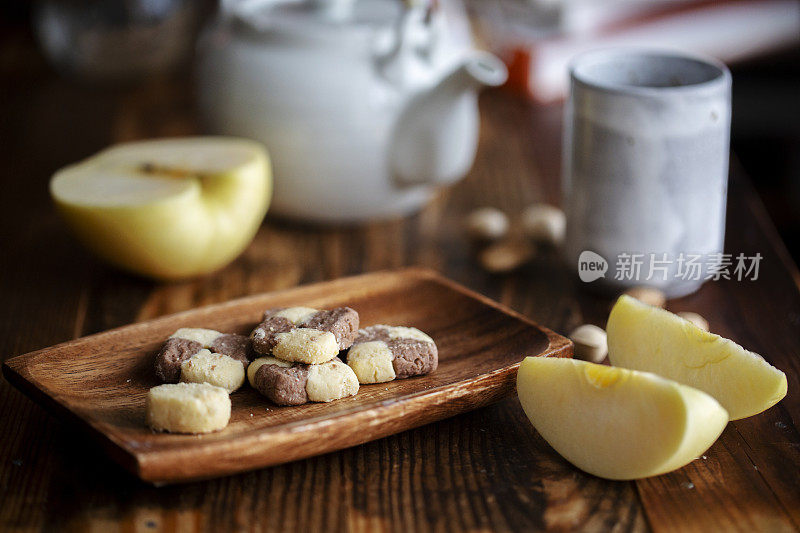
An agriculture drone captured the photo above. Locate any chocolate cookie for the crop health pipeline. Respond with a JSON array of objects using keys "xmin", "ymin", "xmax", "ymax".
[
  {"xmin": 249, "ymin": 307, "xmax": 359, "ymax": 364},
  {"xmin": 209, "ymin": 334, "xmax": 252, "ymax": 364},
  {"xmin": 154, "ymin": 328, "xmax": 251, "ymax": 383},
  {"xmin": 345, "ymin": 325, "xmax": 438, "ymax": 384},
  {"xmin": 248, "ymin": 356, "xmax": 359, "ymax": 406}
]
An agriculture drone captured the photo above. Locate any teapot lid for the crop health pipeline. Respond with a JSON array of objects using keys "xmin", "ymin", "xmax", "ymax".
[{"xmin": 230, "ymin": 0, "xmax": 405, "ymax": 37}]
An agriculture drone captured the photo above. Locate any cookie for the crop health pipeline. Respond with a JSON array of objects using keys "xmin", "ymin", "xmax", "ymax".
[
  {"xmin": 250, "ymin": 307, "xmax": 359, "ymax": 364},
  {"xmin": 250, "ymin": 356, "xmax": 359, "ymax": 406},
  {"xmin": 346, "ymin": 325, "xmax": 438, "ymax": 384},
  {"xmin": 146, "ymin": 382, "xmax": 231, "ymax": 434},
  {"xmin": 155, "ymin": 327, "xmax": 251, "ymax": 383},
  {"xmin": 180, "ymin": 349, "xmax": 245, "ymax": 393}
]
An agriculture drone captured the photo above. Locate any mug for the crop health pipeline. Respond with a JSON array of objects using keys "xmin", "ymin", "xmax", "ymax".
[{"xmin": 563, "ymin": 48, "xmax": 732, "ymax": 297}]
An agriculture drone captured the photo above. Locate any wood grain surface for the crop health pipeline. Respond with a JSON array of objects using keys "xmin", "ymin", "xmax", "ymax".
[
  {"xmin": 1, "ymin": 27, "xmax": 799, "ymax": 532},
  {"xmin": 4, "ymin": 269, "xmax": 571, "ymax": 484}
]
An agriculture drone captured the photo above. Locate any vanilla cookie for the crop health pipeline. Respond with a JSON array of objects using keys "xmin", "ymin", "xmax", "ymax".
[
  {"xmin": 146, "ymin": 382, "xmax": 231, "ymax": 434},
  {"xmin": 346, "ymin": 325, "xmax": 438, "ymax": 384},
  {"xmin": 180, "ymin": 349, "xmax": 245, "ymax": 393},
  {"xmin": 250, "ymin": 307, "xmax": 359, "ymax": 364},
  {"xmin": 250, "ymin": 356, "xmax": 359, "ymax": 406},
  {"xmin": 155, "ymin": 328, "xmax": 251, "ymax": 383}
]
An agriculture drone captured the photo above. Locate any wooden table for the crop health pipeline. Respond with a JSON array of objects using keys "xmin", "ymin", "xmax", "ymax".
[{"xmin": 2, "ymin": 36, "xmax": 799, "ymax": 532}]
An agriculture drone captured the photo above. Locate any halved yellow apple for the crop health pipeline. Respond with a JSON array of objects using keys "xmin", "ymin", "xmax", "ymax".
[
  {"xmin": 607, "ymin": 295, "xmax": 787, "ymax": 420},
  {"xmin": 517, "ymin": 357, "xmax": 728, "ymax": 480},
  {"xmin": 50, "ymin": 137, "xmax": 271, "ymax": 280}
]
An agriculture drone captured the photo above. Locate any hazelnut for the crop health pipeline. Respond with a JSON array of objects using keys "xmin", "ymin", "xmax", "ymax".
[
  {"xmin": 521, "ymin": 204, "xmax": 566, "ymax": 246},
  {"xmin": 569, "ymin": 324, "xmax": 608, "ymax": 363},
  {"xmin": 479, "ymin": 241, "xmax": 533, "ymax": 273},
  {"xmin": 465, "ymin": 207, "xmax": 509, "ymax": 241},
  {"xmin": 622, "ymin": 286, "xmax": 666, "ymax": 308},
  {"xmin": 677, "ymin": 312, "xmax": 709, "ymax": 332}
]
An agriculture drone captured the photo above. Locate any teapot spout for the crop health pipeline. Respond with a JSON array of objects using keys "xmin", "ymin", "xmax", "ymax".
[
  {"xmin": 446, "ymin": 51, "xmax": 509, "ymax": 91},
  {"xmin": 390, "ymin": 51, "xmax": 508, "ymax": 187}
]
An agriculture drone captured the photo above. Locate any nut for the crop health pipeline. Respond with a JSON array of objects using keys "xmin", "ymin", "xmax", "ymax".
[
  {"xmin": 622, "ymin": 286, "xmax": 666, "ymax": 308},
  {"xmin": 569, "ymin": 324, "xmax": 608, "ymax": 363},
  {"xmin": 521, "ymin": 204, "xmax": 566, "ymax": 246},
  {"xmin": 677, "ymin": 312, "xmax": 709, "ymax": 332},
  {"xmin": 465, "ymin": 207, "xmax": 509, "ymax": 241},
  {"xmin": 479, "ymin": 241, "xmax": 533, "ymax": 273}
]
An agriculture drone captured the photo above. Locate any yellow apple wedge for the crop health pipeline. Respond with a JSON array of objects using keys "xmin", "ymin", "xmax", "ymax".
[
  {"xmin": 607, "ymin": 295, "xmax": 787, "ymax": 420},
  {"xmin": 50, "ymin": 137, "xmax": 271, "ymax": 280},
  {"xmin": 517, "ymin": 357, "xmax": 728, "ymax": 480}
]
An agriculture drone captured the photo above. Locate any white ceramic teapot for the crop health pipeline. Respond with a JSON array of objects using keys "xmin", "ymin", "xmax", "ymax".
[{"xmin": 197, "ymin": 0, "xmax": 507, "ymax": 222}]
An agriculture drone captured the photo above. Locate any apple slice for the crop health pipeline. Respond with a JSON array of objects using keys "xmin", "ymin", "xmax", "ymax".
[
  {"xmin": 607, "ymin": 295, "xmax": 787, "ymax": 420},
  {"xmin": 517, "ymin": 357, "xmax": 728, "ymax": 480},
  {"xmin": 50, "ymin": 137, "xmax": 271, "ymax": 280}
]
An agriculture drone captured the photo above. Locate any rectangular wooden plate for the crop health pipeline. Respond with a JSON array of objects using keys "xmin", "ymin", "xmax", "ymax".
[{"xmin": 3, "ymin": 268, "xmax": 571, "ymax": 484}]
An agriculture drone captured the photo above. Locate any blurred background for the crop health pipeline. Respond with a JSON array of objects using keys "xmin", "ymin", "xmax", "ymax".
[
  {"xmin": 1, "ymin": 0, "xmax": 799, "ymax": 259},
  {"xmin": 471, "ymin": 0, "xmax": 800, "ymax": 266},
  {"xmin": 477, "ymin": 0, "xmax": 800, "ymax": 260}
]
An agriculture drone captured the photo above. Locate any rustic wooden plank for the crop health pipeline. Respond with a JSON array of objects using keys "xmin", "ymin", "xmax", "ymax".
[
  {"xmin": 515, "ymin": 99, "xmax": 800, "ymax": 532},
  {"xmin": 0, "ymin": 66, "xmax": 644, "ymax": 530},
  {"xmin": 1, "ymin": 23, "xmax": 799, "ymax": 530},
  {"xmin": 0, "ymin": 35, "xmax": 120, "ymax": 529},
  {"xmin": 630, "ymin": 170, "xmax": 800, "ymax": 532}
]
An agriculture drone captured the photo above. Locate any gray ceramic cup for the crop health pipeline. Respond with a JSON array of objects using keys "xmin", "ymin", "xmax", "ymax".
[{"xmin": 563, "ymin": 48, "xmax": 732, "ymax": 297}]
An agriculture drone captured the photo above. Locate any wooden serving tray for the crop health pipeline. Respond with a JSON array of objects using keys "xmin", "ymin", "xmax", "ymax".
[{"xmin": 3, "ymin": 268, "xmax": 571, "ymax": 484}]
